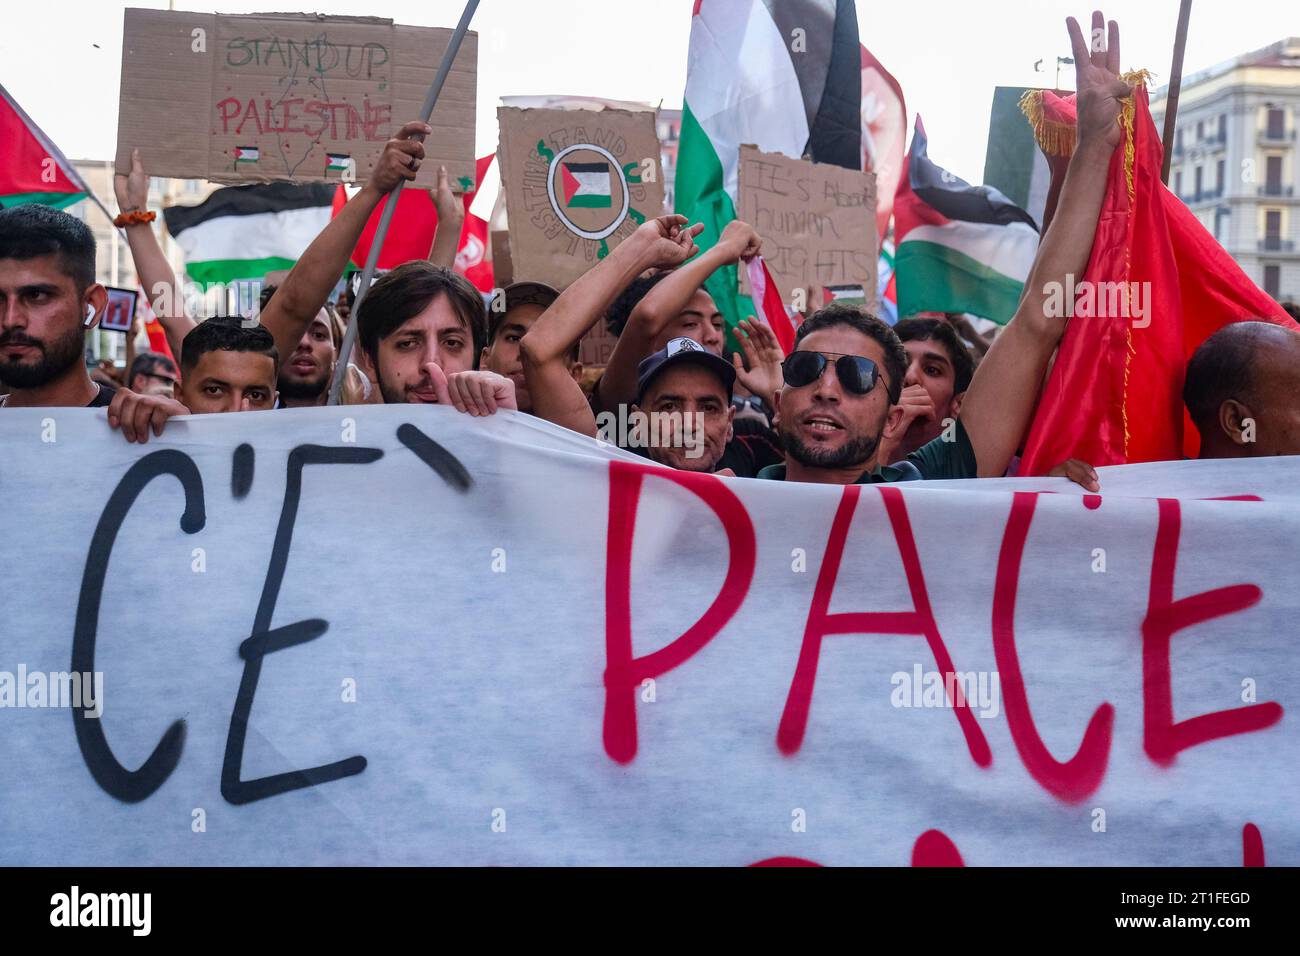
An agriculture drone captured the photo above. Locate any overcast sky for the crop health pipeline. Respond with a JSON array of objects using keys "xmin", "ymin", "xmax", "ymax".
[{"xmin": 4, "ymin": 1, "xmax": 1294, "ymax": 189}]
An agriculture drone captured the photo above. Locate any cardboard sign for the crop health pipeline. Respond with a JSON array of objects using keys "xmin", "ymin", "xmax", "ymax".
[
  {"xmin": 2, "ymin": 406, "xmax": 1298, "ymax": 865},
  {"xmin": 497, "ymin": 107, "xmax": 665, "ymax": 288},
  {"xmin": 115, "ymin": 8, "xmax": 477, "ymax": 187},
  {"xmin": 737, "ymin": 144, "xmax": 877, "ymax": 309}
]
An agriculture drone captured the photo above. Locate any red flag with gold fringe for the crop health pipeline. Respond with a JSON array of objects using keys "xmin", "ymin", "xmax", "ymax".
[{"xmin": 1018, "ymin": 78, "xmax": 1297, "ymax": 473}]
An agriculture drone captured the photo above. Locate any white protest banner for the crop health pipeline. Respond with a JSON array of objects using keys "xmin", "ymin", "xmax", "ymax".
[{"xmin": 0, "ymin": 406, "xmax": 1296, "ymax": 865}]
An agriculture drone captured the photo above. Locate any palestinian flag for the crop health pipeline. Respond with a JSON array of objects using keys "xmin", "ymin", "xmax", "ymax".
[
  {"xmin": 234, "ymin": 146, "xmax": 260, "ymax": 164},
  {"xmin": 676, "ymin": 0, "xmax": 862, "ymax": 332},
  {"xmin": 163, "ymin": 183, "xmax": 335, "ymax": 288},
  {"xmin": 1018, "ymin": 79, "xmax": 1299, "ymax": 471},
  {"xmin": 0, "ymin": 83, "xmax": 94, "ymax": 209},
  {"xmin": 561, "ymin": 162, "xmax": 612, "ymax": 208},
  {"xmin": 893, "ymin": 116, "xmax": 1039, "ymax": 324}
]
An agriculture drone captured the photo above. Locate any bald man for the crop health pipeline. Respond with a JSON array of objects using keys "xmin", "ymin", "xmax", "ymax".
[{"xmin": 1184, "ymin": 321, "xmax": 1300, "ymax": 458}]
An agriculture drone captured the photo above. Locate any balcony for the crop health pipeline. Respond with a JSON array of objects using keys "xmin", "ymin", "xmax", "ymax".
[
  {"xmin": 1259, "ymin": 128, "xmax": 1297, "ymax": 145},
  {"xmin": 1182, "ymin": 189, "xmax": 1224, "ymax": 204},
  {"xmin": 1257, "ymin": 184, "xmax": 1295, "ymax": 197},
  {"xmin": 1258, "ymin": 238, "xmax": 1296, "ymax": 252}
]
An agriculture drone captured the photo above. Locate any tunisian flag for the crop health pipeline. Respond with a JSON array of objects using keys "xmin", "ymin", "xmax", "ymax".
[
  {"xmin": 1018, "ymin": 79, "xmax": 1298, "ymax": 473},
  {"xmin": 859, "ymin": 44, "xmax": 906, "ymax": 242}
]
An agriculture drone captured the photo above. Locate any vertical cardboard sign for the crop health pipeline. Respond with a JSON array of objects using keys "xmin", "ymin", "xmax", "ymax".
[
  {"xmin": 115, "ymin": 8, "xmax": 476, "ymax": 187},
  {"xmin": 737, "ymin": 145, "xmax": 878, "ymax": 310},
  {"xmin": 496, "ymin": 107, "xmax": 665, "ymax": 289}
]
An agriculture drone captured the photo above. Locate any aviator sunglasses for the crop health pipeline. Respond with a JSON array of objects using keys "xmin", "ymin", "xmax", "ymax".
[{"xmin": 781, "ymin": 350, "xmax": 880, "ymax": 395}]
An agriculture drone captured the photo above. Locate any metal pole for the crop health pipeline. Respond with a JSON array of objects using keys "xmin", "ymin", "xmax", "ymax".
[
  {"xmin": 328, "ymin": 0, "xmax": 480, "ymax": 405},
  {"xmin": 1160, "ymin": 0, "xmax": 1193, "ymax": 185}
]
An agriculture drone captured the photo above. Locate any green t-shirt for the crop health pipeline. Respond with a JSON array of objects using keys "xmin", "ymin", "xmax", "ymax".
[
  {"xmin": 756, "ymin": 419, "xmax": 978, "ymax": 482},
  {"xmin": 905, "ymin": 417, "xmax": 978, "ymax": 480}
]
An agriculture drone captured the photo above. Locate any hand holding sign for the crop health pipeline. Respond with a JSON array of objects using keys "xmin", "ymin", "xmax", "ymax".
[
  {"xmin": 113, "ymin": 148, "xmax": 149, "ymax": 213},
  {"xmin": 447, "ymin": 370, "xmax": 518, "ymax": 416},
  {"xmin": 106, "ymin": 387, "xmax": 189, "ymax": 444},
  {"xmin": 431, "ymin": 166, "xmax": 465, "ymax": 229}
]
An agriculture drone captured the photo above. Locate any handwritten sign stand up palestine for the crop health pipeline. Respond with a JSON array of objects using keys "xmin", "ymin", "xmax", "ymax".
[
  {"xmin": 115, "ymin": 8, "xmax": 477, "ymax": 188},
  {"xmin": 736, "ymin": 144, "xmax": 877, "ymax": 311}
]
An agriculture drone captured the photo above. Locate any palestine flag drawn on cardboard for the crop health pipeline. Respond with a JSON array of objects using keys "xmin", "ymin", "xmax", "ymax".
[{"xmin": 497, "ymin": 107, "xmax": 665, "ymax": 288}]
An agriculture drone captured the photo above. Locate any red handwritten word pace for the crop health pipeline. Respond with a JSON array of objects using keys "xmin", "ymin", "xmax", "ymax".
[
  {"xmin": 215, "ymin": 96, "xmax": 392, "ymax": 142},
  {"xmin": 602, "ymin": 461, "xmax": 1283, "ymax": 805}
]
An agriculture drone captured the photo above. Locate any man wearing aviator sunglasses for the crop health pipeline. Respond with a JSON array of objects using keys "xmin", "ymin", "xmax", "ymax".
[
  {"xmin": 759, "ymin": 304, "xmax": 962, "ymax": 484},
  {"xmin": 761, "ymin": 10, "xmax": 1136, "ymax": 487}
]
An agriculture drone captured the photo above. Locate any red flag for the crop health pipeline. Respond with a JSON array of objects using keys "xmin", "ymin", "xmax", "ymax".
[
  {"xmin": 334, "ymin": 186, "xmax": 439, "ymax": 270},
  {"xmin": 1019, "ymin": 82, "xmax": 1298, "ymax": 473},
  {"xmin": 333, "ymin": 154, "xmax": 496, "ymax": 290},
  {"xmin": 745, "ymin": 256, "xmax": 796, "ymax": 355},
  {"xmin": 133, "ymin": 291, "xmax": 177, "ymax": 368},
  {"xmin": 860, "ymin": 45, "xmax": 907, "ymax": 242}
]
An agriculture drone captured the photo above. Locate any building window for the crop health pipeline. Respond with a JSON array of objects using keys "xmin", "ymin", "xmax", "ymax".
[
  {"xmin": 1218, "ymin": 114, "xmax": 1226, "ymax": 142},
  {"xmin": 1176, "ymin": 128, "xmax": 1184, "ymax": 152},
  {"xmin": 1215, "ymin": 160, "xmax": 1224, "ymax": 195},
  {"xmin": 1266, "ymin": 108, "xmax": 1284, "ymax": 139},
  {"xmin": 1174, "ymin": 170, "xmax": 1183, "ymax": 197},
  {"xmin": 1196, "ymin": 119, "xmax": 1204, "ymax": 141},
  {"xmin": 1263, "ymin": 264, "xmax": 1280, "ymax": 298},
  {"xmin": 1194, "ymin": 165, "xmax": 1203, "ymax": 199},
  {"xmin": 1265, "ymin": 155, "xmax": 1282, "ymax": 195}
]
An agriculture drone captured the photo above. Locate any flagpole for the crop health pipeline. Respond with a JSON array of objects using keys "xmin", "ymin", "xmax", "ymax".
[
  {"xmin": 328, "ymin": 0, "xmax": 480, "ymax": 405},
  {"xmin": 1159, "ymin": 0, "xmax": 1193, "ymax": 186}
]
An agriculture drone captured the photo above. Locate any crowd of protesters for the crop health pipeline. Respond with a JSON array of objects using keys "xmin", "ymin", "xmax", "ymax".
[{"xmin": 2, "ymin": 13, "xmax": 1298, "ymax": 480}]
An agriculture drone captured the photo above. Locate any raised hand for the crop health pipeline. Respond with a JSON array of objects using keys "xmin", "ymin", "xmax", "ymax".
[
  {"xmin": 634, "ymin": 214, "xmax": 705, "ymax": 270},
  {"xmin": 431, "ymin": 165, "xmax": 464, "ymax": 226},
  {"xmin": 113, "ymin": 147, "xmax": 149, "ymax": 213},
  {"xmin": 731, "ymin": 317, "xmax": 784, "ymax": 410},
  {"xmin": 367, "ymin": 121, "xmax": 433, "ymax": 194},
  {"xmin": 718, "ymin": 219, "xmax": 762, "ymax": 261},
  {"xmin": 1067, "ymin": 11, "xmax": 1131, "ymax": 150}
]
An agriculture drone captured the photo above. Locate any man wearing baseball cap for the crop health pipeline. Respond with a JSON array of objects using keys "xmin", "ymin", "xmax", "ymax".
[
  {"xmin": 629, "ymin": 336, "xmax": 736, "ymax": 473},
  {"xmin": 482, "ymin": 281, "xmax": 581, "ymax": 414}
]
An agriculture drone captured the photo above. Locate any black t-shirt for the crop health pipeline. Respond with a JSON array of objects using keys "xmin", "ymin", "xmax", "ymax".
[
  {"xmin": 88, "ymin": 383, "xmax": 117, "ymax": 407},
  {"xmin": 0, "ymin": 382, "xmax": 117, "ymax": 408},
  {"xmin": 717, "ymin": 418, "xmax": 784, "ymax": 478}
]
